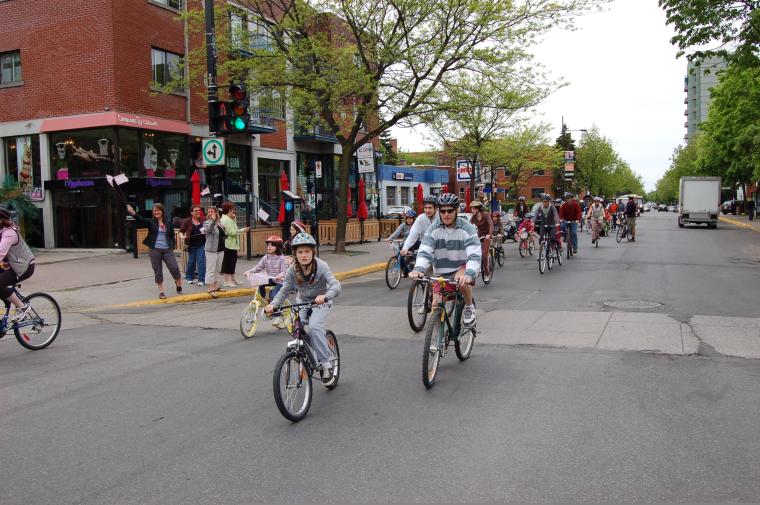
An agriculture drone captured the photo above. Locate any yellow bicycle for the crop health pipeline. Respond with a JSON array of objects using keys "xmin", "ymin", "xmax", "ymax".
[{"xmin": 240, "ymin": 274, "xmax": 292, "ymax": 338}]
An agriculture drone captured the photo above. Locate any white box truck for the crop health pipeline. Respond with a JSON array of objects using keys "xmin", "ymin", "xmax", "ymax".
[{"xmin": 678, "ymin": 176, "xmax": 721, "ymax": 228}]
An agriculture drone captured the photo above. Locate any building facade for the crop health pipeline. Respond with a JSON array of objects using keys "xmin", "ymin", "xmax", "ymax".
[
  {"xmin": 378, "ymin": 164, "xmax": 448, "ymax": 216},
  {"xmin": 0, "ymin": 0, "xmax": 374, "ymax": 249},
  {"xmin": 684, "ymin": 56, "xmax": 726, "ymax": 142}
]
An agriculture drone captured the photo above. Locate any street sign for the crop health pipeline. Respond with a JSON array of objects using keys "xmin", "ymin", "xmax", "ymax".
[
  {"xmin": 357, "ymin": 143, "xmax": 375, "ymax": 174},
  {"xmin": 315, "ymin": 160, "xmax": 322, "ymax": 178},
  {"xmin": 202, "ymin": 138, "xmax": 225, "ymax": 166},
  {"xmin": 456, "ymin": 160, "xmax": 472, "ymax": 181}
]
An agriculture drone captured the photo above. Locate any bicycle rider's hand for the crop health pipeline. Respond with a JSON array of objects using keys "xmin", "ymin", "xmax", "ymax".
[
  {"xmin": 458, "ymin": 274, "xmax": 474, "ymax": 286},
  {"xmin": 409, "ymin": 271, "xmax": 423, "ymax": 280},
  {"xmin": 315, "ymin": 295, "xmax": 327, "ymax": 305},
  {"xmin": 264, "ymin": 304, "xmax": 275, "ymax": 315},
  {"xmin": 400, "ymin": 248, "xmax": 409, "ymax": 256}
]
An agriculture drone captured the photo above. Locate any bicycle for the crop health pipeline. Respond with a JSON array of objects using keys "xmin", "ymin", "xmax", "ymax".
[
  {"xmin": 537, "ymin": 225, "xmax": 562, "ymax": 275},
  {"xmin": 480, "ymin": 236, "xmax": 495, "ymax": 285},
  {"xmin": 590, "ymin": 217, "xmax": 603, "ymax": 248},
  {"xmin": 239, "ymin": 273, "xmax": 291, "ymax": 338},
  {"xmin": 271, "ymin": 301, "xmax": 340, "ymax": 422},
  {"xmin": 419, "ymin": 276, "xmax": 476, "ymax": 389},
  {"xmin": 0, "ymin": 285, "xmax": 61, "ymax": 350},
  {"xmin": 562, "ymin": 220, "xmax": 578, "ymax": 260},
  {"xmin": 491, "ymin": 234, "xmax": 506, "ymax": 268},
  {"xmin": 518, "ymin": 227, "xmax": 536, "ymax": 257},
  {"xmin": 385, "ymin": 240, "xmax": 415, "ymax": 289},
  {"xmin": 616, "ymin": 216, "xmax": 632, "ymax": 243}
]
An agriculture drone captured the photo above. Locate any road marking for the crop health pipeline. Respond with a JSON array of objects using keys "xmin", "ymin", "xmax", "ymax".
[{"xmin": 719, "ymin": 216, "xmax": 760, "ymax": 233}]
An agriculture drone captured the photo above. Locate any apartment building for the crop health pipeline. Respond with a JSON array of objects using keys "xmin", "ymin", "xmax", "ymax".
[{"xmin": 684, "ymin": 56, "xmax": 726, "ymax": 142}]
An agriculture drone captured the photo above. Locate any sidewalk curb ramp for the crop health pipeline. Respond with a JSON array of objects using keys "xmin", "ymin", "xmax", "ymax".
[
  {"xmin": 83, "ymin": 261, "xmax": 387, "ymax": 311},
  {"xmin": 719, "ymin": 216, "xmax": 760, "ymax": 232}
]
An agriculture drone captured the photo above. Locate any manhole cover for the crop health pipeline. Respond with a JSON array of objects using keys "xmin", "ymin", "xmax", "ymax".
[{"xmin": 603, "ymin": 300, "xmax": 663, "ymax": 310}]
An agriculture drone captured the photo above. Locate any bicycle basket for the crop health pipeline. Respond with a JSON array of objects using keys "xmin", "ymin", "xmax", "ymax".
[
  {"xmin": 245, "ymin": 272, "xmax": 270, "ymax": 288},
  {"xmin": 520, "ymin": 230, "xmax": 529, "ymax": 240}
]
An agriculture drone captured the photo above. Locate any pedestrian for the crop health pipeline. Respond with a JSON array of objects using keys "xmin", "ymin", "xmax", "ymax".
[
  {"xmin": 127, "ymin": 203, "xmax": 182, "ymax": 300},
  {"xmin": 625, "ymin": 196, "xmax": 638, "ymax": 241},
  {"xmin": 220, "ymin": 202, "xmax": 250, "ymax": 288},
  {"xmin": 203, "ymin": 205, "xmax": 226, "ymax": 297},
  {"xmin": 282, "ymin": 220, "xmax": 307, "ymax": 257},
  {"xmin": 180, "ymin": 204, "xmax": 206, "ymax": 286}
]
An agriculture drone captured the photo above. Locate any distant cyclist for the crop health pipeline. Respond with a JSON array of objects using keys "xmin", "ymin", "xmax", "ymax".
[
  {"xmin": 625, "ymin": 196, "xmax": 638, "ymax": 241},
  {"xmin": 535, "ymin": 194, "xmax": 562, "ymax": 251},
  {"xmin": 401, "ymin": 195, "xmax": 438, "ymax": 258},
  {"xmin": 469, "ymin": 201, "xmax": 493, "ymax": 277},
  {"xmin": 388, "ymin": 209, "xmax": 417, "ymax": 276},
  {"xmin": 0, "ymin": 207, "xmax": 35, "ymax": 323},
  {"xmin": 559, "ymin": 192, "xmax": 582, "ymax": 254}
]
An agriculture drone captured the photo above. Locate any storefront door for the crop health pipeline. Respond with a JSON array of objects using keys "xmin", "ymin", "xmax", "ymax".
[{"xmin": 53, "ymin": 188, "xmax": 119, "ymax": 248}]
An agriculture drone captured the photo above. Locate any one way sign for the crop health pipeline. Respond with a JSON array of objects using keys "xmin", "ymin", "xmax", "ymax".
[{"xmin": 202, "ymin": 138, "xmax": 226, "ymax": 166}]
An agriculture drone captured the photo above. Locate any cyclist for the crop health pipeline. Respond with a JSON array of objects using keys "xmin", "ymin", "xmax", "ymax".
[
  {"xmin": 401, "ymin": 195, "xmax": 438, "ymax": 257},
  {"xmin": 534, "ymin": 193, "xmax": 562, "ymax": 252},
  {"xmin": 0, "ymin": 207, "xmax": 35, "ymax": 323},
  {"xmin": 388, "ymin": 209, "xmax": 417, "ymax": 276},
  {"xmin": 469, "ymin": 201, "xmax": 493, "ymax": 277},
  {"xmin": 559, "ymin": 192, "xmax": 582, "ymax": 254},
  {"xmin": 244, "ymin": 235, "xmax": 288, "ymax": 326},
  {"xmin": 625, "ymin": 196, "xmax": 638, "ymax": 241},
  {"xmin": 409, "ymin": 193, "xmax": 481, "ymax": 328},
  {"xmin": 586, "ymin": 197, "xmax": 605, "ymax": 244},
  {"xmin": 514, "ymin": 196, "xmax": 530, "ymax": 225},
  {"xmin": 491, "ymin": 210, "xmax": 504, "ymax": 237},
  {"xmin": 265, "ymin": 233, "xmax": 341, "ymax": 384}
]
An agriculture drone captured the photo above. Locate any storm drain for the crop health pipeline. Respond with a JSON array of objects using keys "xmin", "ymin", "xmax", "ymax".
[{"xmin": 603, "ymin": 300, "xmax": 663, "ymax": 310}]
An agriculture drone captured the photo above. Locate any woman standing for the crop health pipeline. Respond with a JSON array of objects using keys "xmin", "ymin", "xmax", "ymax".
[
  {"xmin": 127, "ymin": 203, "xmax": 182, "ymax": 299},
  {"xmin": 219, "ymin": 202, "xmax": 249, "ymax": 288},
  {"xmin": 180, "ymin": 205, "xmax": 206, "ymax": 286},
  {"xmin": 202, "ymin": 206, "xmax": 226, "ymax": 297}
]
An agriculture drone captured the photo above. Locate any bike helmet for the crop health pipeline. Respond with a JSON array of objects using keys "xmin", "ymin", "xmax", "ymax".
[
  {"xmin": 518, "ymin": 196, "xmax": 526, "ymax": 201},
  {"xmin": 265, "ymin": 235, "xmax": 283, "ymax": 245},
  {"xmin": 564, "ymin": 192, "xmax": 575, "ymax": 199},
  {"xmin": 405, "ymin": 209, "xmax": 417, "ymax": 218},
  {"xmin": 542, "ymin": 193, "xmax": 552, "ymax": 201},
  {"xmin": 470, "ymin": 200, "xmax": 483, "ymax": 209},
  {"xmin": 555, "ymin": 198, "xmax": 563, "ymax": 205},
  {"xmin": 290, "ymin": 232, "xmax": 317, "ymax": 249},
  {"xmin": 0, "ymin": 206, "xmax": 11, "ymax": 220},
  {"xmin": 437, "ymin": 193, "xmax": 459, "ymax": 207},
  {"xmin": 423, "ymin": 195, "xmax": 438, "ymax": 206},
  {"xmin": 290, "ymin": 220, "xmax": 306, "ymax": 234}
]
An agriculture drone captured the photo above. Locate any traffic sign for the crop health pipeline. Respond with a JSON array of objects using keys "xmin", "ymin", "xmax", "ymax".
[{"xmin": 202, "ymin": 138, "xmax": 226, "ymax": 166}]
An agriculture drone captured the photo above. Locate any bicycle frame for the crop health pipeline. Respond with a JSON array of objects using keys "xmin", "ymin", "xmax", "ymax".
[
  {"xmin": 0, "ymin": 288, "xmax": 35, "ymax": 335},
  {"xmin": 274, "ymin": 302, "xmax": 330, "ymax": 376}
]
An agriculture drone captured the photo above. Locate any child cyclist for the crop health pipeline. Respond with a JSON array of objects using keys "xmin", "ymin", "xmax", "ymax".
[
  {"xmin": 244, "ymin": 235, "xmax": 288, "ymax": 326},
  {"xmin": 387, "ymin": 209, "xmax": 416, "ymax": 276},
  {"xmin": 264, "ymin": 233, "xmax": 341, "ymax": 384}
]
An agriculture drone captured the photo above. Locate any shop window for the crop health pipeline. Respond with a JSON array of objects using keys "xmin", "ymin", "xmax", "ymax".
[
  {"xmin": 226, "ymin": 143, "xmax": 250, "ymax": 189},
  {"xmin": 151, "ymin": 48, "xmax": 184, "ymax": 93},
  {"xmin": 117, "ymin": 128, "xmax": 140, "ymax": 178},
  {"xmin": 400, "ymin": 186, "xmax": 410, "ymax": 206},
  {"xmin": 258, "ymin": 158, "xmax": 288, "ymax": 218},
  {"xmin": 0, "ymin": 51, "xmax": 21, "ymax": 85},
  {"xmin": 143, "ymin": 131, "xmax": 186, "ymax": 178},
  {"xmin": 531, "ymin": 188, "xmax": 545, "ymax": 199},
  {"xmin": 386, "ymin": 186, "xmax": 396, "ymax": 206},
  {"xmin": 3, "ymin": 135, "xmax": 42, "ymax": 200},
  {"xmin": 50, "ymin": 128, "xmax": 115, "ymax": 180}
]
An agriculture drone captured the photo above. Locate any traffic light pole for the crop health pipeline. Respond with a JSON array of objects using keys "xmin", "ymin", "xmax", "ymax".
[{"xmin": 204, "ymin": 0, "xmax": 218, "ymax": 128}]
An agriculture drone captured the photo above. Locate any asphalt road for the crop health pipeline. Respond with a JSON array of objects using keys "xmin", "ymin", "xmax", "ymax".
[{"xmin": 2, "ymin": 211, "xmax": 760, "ymax": 504}]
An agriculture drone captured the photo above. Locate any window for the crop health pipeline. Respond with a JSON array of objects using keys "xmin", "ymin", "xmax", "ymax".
[
  {"xmin": 151, "ymin": 0, "xmax": 182, "ymax": 10},
  {"xmin": 400, "ymin": 186, "xmax": 410, "ymax": 206},
  {"xmin": 3, "ymin": 135, "xmax": 41, "ymax": 198},
  {"xmin": 386, "ymin": 186, "xmax": 396, "ymax": 206},
  {"xmin": 151, "ymin": 48, "xmax": 184, "ymax": 93},
  {"xmin": 49, "ymin": 128, "xmax": 115, "ymax": 180},
  {"xmin": 230, "ymin": 11, "xmax": 274, "ymax": 52},
  {"xmin": 531, "ymin": 188, "xmax": 545, "ymax": 199},
  {"xmin": 532, "ymin": 169, "xmax": 544, "ymax": 176},
  {"xmin": 258, "ymin": 90, "xmax": 286, "ymax": 120},
  {"xmin": 143, "ymin": 131, "xmax": 187, "ymax": 179},
  {"xmin": 1, "ymin": 51, "xmax": 22, "ymax": 85}
]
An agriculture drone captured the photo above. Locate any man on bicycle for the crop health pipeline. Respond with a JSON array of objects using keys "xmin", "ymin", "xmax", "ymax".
[
  {"xmin": 469, "ymin": 200, "xmax": 493, "ymax": 277},
  {"xmin": 625, "ymin": 196, "xmax": 638, "ymax": 241},
  {"xmin": 559, "ymin": 192, "xmax": 582, "ymax": 254},
  {"xmin": 534, "ymin": 193, "xmax": 561, "ymax": 251},
  {"xmin": 409, "ymin": 193, "xmax": 481, "ymax": 328},
  {"xmin": 388, "ymin": 209, "xmax": 417, "ymax": 276},
  {"xmin": 401, "ymin": 195, "xmax": 438, "ymax": 258}
]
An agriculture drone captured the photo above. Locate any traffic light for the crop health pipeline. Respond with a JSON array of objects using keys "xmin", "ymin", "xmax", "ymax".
[{"xmin": 228, "ymin": 84, "xmax": 249, "ymax": 132}]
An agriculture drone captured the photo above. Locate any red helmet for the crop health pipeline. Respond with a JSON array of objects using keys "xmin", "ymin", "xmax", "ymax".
[
  {"xmin": 291, "ymin": 220, "xmax": 306, "ymax": 234},
  {"xmin": 265, "ymin": 235, "xmax": 283, "ymax": 245}
]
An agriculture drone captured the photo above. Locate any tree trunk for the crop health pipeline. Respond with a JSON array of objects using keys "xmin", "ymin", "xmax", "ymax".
[{"xmin": 334, "ymin": 144, "xmax": 353, "ymax": 253}]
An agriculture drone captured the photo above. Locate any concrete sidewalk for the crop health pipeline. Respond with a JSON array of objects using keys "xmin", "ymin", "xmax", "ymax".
[
  {"xmin": 719, "ymin": 214, "xmax": 760, "ymax": 232},
  {"xmin": 26, "ymin": 240, "xmax": 396, "ymax": 311}
]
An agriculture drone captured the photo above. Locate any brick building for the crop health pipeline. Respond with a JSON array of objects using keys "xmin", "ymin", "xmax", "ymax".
[{"xmin": 0, "ymin": 0, "xmax": 375, "ymax": 248}]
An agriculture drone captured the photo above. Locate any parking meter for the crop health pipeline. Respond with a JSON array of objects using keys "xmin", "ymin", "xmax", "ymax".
[{"xmin": 281, "ymin": 190, "xmax": 303, "ymax": 240}]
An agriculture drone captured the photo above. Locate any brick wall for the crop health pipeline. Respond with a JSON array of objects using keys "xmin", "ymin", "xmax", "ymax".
[{"xmin": 260, "ymin": 119, "xmax": 287, "ymax": 150}]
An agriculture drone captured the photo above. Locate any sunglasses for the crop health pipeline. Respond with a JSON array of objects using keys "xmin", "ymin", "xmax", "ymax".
[{"xmin": 439, "ymin": 208, "xmax": 456, "ymax": 214}]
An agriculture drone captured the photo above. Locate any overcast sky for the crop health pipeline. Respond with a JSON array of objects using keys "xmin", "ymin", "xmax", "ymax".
[{"xmin": 390, "ymin": 0, "xmax": 687, "ymax": 192}]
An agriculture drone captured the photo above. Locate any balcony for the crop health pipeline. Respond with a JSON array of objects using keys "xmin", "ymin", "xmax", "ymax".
[
  {"xmin": 294, "ymin": 123, "xmax": 338, "ymax": 143},
  {"xmin": 247, "ymin": 109, "xmax": 278, "ymax": 134}
]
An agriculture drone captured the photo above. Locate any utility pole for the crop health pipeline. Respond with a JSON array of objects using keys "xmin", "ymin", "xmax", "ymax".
[{"xmin": 204, "ymin": 0, "xmax": 218, "ymax": 128}]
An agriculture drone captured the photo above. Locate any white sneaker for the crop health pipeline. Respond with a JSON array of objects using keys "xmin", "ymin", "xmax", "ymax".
[
  {"xmin": 321, "ymin": 367, "xmax": 334, "ymax": 384},
  {"xmin": 187, "ymin": 279, "xmax": 195, "ymax": 285},
  {"xmin": 271, "ymin": 316, "xmax": 284, "ymax": 328},
  {"xmin": 198, "ymin": 282, "xmax": 205, "ymax": 287},
  {"xmin": 462, "ymin": 305, "xmax": 476, "ymax": 328},
  {"xmin": 9, "ymin": 304, "xmax": 31, "ymax": 324},
  {"xmin": 232, "ymin": 279, "xmax": 243, "ymax": 286}
]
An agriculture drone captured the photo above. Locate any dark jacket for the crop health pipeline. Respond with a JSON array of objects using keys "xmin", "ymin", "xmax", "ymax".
[
  {"xmin": 134, "ymin": 213, "xmax": 176, "ymax": 249},
  {"xmin": 625, "ymin": 200, "xmax": 638, "ymax": 217},
  {"xmin": 180, "ymin": 217, "xmax": 206, "ymax": 247},
  {"xmin": 559, "ymin": 200, "xmax": 583, "ymax": 221},
  {"xmin": 515, "ymin": 202, "xmax": 530, "ymax": 219}
]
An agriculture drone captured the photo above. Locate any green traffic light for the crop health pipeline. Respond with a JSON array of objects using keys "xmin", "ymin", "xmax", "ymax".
[{"xmin": 233, "ymin": 117, "xmax": 246, "ymax": 131}]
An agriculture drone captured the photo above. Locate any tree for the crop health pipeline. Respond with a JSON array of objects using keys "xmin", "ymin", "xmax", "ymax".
[
  {"xmin": 658, "ymin": 0, "xmax": 760, "ymax": 67},
  {"xmin": 378, "ymin": 130, "xmax": 398, "ymax": 166},
  {"xmin": 652, "ymin": 136, "xmax": 706, "ymax": 203},
  {"xmin": 187, "ymin": 0, "xmax": 598, "ymax": 252},
  {"xmin": 574, "ymin": 126, "xmax": 617, "ymax": 197}
]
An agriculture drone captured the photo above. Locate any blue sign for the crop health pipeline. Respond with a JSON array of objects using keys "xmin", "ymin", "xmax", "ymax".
[
  {"xmin": 482, "ymin": 187, "xmax": 492, "ymax": 194},
  {"xmin": 285, "ymin": 201, "xmax": 293, "ymax": 211}
]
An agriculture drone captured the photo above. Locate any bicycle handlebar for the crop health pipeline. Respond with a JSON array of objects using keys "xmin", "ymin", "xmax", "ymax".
[
  {"xmin": 414, "ymin": 275, "xmax": 475, "ymax": 286},
  {"xmin": 269, "ymin": 301, "xmax": 322, "ymax": 317}
]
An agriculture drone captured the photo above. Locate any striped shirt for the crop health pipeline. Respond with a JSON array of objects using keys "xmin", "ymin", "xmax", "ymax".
[
  {"xmin": 414, "ymin": 216, "xmax": 482, "ymax": 279},
  {"xmin": 251, "ymin": 253, "xmax": 288, "ymax": 282}
]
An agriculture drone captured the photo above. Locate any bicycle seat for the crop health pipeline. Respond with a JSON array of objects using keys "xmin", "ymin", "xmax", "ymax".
[{"xmin": 13, "ymin": 284, "xmax": 21, "ymax": 288}]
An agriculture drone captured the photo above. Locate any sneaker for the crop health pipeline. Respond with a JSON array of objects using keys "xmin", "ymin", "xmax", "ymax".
[
  {"xmin": 187, "ymin": 279, "xmax": 195, "ymax": 285},
  {"xmin": 222, "ymin": 282, "xmax": 237, "ymax": 288},
  {"xmin": 321, "ymin": 367, "xmax": 334, "ymax": 384},
  {"xmin": 573, "ymin": 248, "xmax": 577, "ymax": 254},
  {"xmin": 271, "ymin": 316, "xmax": 284, "ymax": 328},
  {"xmin": 462, "ymin": 305, "xmax": 476, "ymax": 328},
  {"xmin": 198, "ymin": 282, "xmax": 205, "ymax": 287},
  {"xmin": 9, "ymin": 304, "xmax": 31, "ymax": 324},
  {"xmin": 232, "ymin": 279, "xmax": 243, "ymax": 286}
]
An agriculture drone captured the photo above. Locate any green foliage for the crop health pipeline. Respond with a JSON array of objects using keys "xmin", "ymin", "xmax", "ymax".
[
  {"xmin": 0, "ymin": 176, "xmax": 40, "ymax": 238},
  {"xmin": 652, "ymin": 136, "xmax": 705, "ymax": 203},
  {"xmin": 397, "ymin": 151, "xmax": 437, "ymax": 166},
  {"xmin": 574, "ymin": 126, "xmax": 644, "ymax": 198},
  {"xmin": 658, "ymin": 0, "xmax": 760, "ymax": 67},
  {"xmin": 379, "ymin": 130, "xmax": 398, "ymax": 165}
]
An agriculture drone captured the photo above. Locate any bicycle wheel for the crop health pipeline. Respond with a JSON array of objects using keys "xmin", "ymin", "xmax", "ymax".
[
  {"xmin": 385, "ymin": 256, "xmax": 402, "ymax": 289},
  {"xmin": 482, "ymin": 254, "xmax": 494, "ymax": 285},
  {"xmin": 556, "ymin": 243, "xmax": 562, "ymax": 266},
  {"xmin": 422, "ymin": 308, "xmax": 445, "ymax": 389},
  {"xmin": 496, "ymin": 246, "xmax": 505, "ymax": 267},
  {"xmin": 273, "ymin": 351, "xmax": 313, "ymax": 422},
  {"xmin": 14, "ymin": 293, "xmax": 61, "ymax": 350},
  {"xmin": 616, "ymin": 226, "xmax": 624, "ymax": 243},
  {"xmin": 407, "ymin": 280, "xmax": 428, "ymax": 332},
  {"xmin": 323, "ymin": 330, "xmax": 340, "ymax": 390},
  {"xmin": 538, "ymin": 242, "xmax": 547, "ymax": 274},
  {"xmin": 239, "ymin": 300, "xmax": 261, "ymax": 338},
  {"xmin": 455, "ymin": 324, "xmax": 475, "ymax": 361},
  {"xmin": 528, "ymin": 239, "xmax": 535, "ymax": 256},
  {"xmin": 519, "ymin": 239, "xmax": 527, "ymax": 257}
]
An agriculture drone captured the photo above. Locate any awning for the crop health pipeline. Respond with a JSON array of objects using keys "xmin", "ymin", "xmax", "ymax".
[{"xmin": 40, "ymin": 111, "xmax": 191, "ymax": 135}]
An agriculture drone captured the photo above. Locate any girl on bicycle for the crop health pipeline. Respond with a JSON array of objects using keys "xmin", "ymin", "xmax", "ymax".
[
  {"xmin": 388, "ymin": 210, "xmax": 416, "ymax": 275},
  {"xmin": 264, "ymin": 233, "xmax": 341, "ymax": 384},
  {"xmin": 0, "ymin": 207, "xmax": 35, "ymax": 322},
  {"xmin": 244, "ymin": 235, "xmax": 288, "ymax": 325}
]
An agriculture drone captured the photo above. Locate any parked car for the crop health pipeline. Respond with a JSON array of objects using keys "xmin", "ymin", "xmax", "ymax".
[
  {"xmin": 658, "ymin": 204, "xmax": 667, "ymax": 212},
  {"xmin": 385, "ymin": 205, "xmax": 413, "ymax": 218},
  {"xmin": 721, "ymin": 200, "xmax": 737, "ymax": 214},
  {"xmin": 667, "ymin": 205, "xmax": 676, "ymax": 212}
]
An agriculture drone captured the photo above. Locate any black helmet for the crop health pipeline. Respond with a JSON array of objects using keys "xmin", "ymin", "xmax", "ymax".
[
  {"xmin": 423, "ymin": 195, "xmax": 438, "ymax": 206},
  {"xmin": 542, "ymin": 193, "xmax": 552, "ymax": 201},
  {"xmin": 0, "ymin": 206, "xmax": 11, "ymax": 220},
  {"xmin": 437, "ymin": 193, "xmax": 459, "ymax": 208},
  {"xmin": 564, "ymin": 192, "xmax": 574, "ymax": 199}
]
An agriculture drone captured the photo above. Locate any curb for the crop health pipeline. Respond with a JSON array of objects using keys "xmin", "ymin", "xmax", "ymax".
[
  {"xmin": 719, "ymin": 216, "xmax": 760, "ymax": 232},
  {"xmin": 83, "ymin": 261, "xmax": 388, "ymax": 311}
]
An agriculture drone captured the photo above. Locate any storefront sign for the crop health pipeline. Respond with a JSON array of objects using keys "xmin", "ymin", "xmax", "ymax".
[
  {"xmin": 393, "ymin": 172, "xmax": 414, "ymax": 181},
  {"xmin": 40, "ymin": 111, "xmax": 192, "ymax": 135},
  {"xmin": 147, "ymin": 178, "xmax": 172, "ymax": 188},
  {"xmin": 315, "ymin": 161, "xmax": 322, "ymax": 178},
  {"xmin": 65, "ymin": 180, "xmax": 95, "ymax": 189},
  {"xmin": 456, "ymin": 160, "xmax": 472, "ymax": 181},
  {"xmin": 357, "ymin": 143, "xmax": 374, "ymax": 174}
]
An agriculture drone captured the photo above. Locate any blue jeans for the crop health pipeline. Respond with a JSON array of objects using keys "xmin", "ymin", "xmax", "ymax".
[
  {"xmin": 562, "ymin": 221, "xmax": 578, "ymax": 250},
  {"xmin": 185, "ymin": 245, "xmax": 206, "ymax": 282},
  {"xmin": 258, "ymin": 279, "xmax": 282, "ymax": 301}
]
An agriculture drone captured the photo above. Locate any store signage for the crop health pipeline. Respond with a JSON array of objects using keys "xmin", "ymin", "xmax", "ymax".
[
  {"xmin": 456, "ymin": 160, "xmax": 472, "ymax": 181},
  {"xmin": 65, "ymin": 180, "xmax": 95, "ymax": 189},
  {"xmin": 117, "ymin": 113, "xmax": 159, "ymax": 129},
  {"xmin": 393, "ymin": 172, "xmax": 414, "ymax": 181},
  {"xmin": 148, "ymin": 179, "xmax": 172, "ymax": 188},
  {"xmin": 315, "ymin": 161, "xmax": 322, "ymax": 178},
  {"xmin": 357, "ymin": 143, "xmax": 374, "ymax": 174}
]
